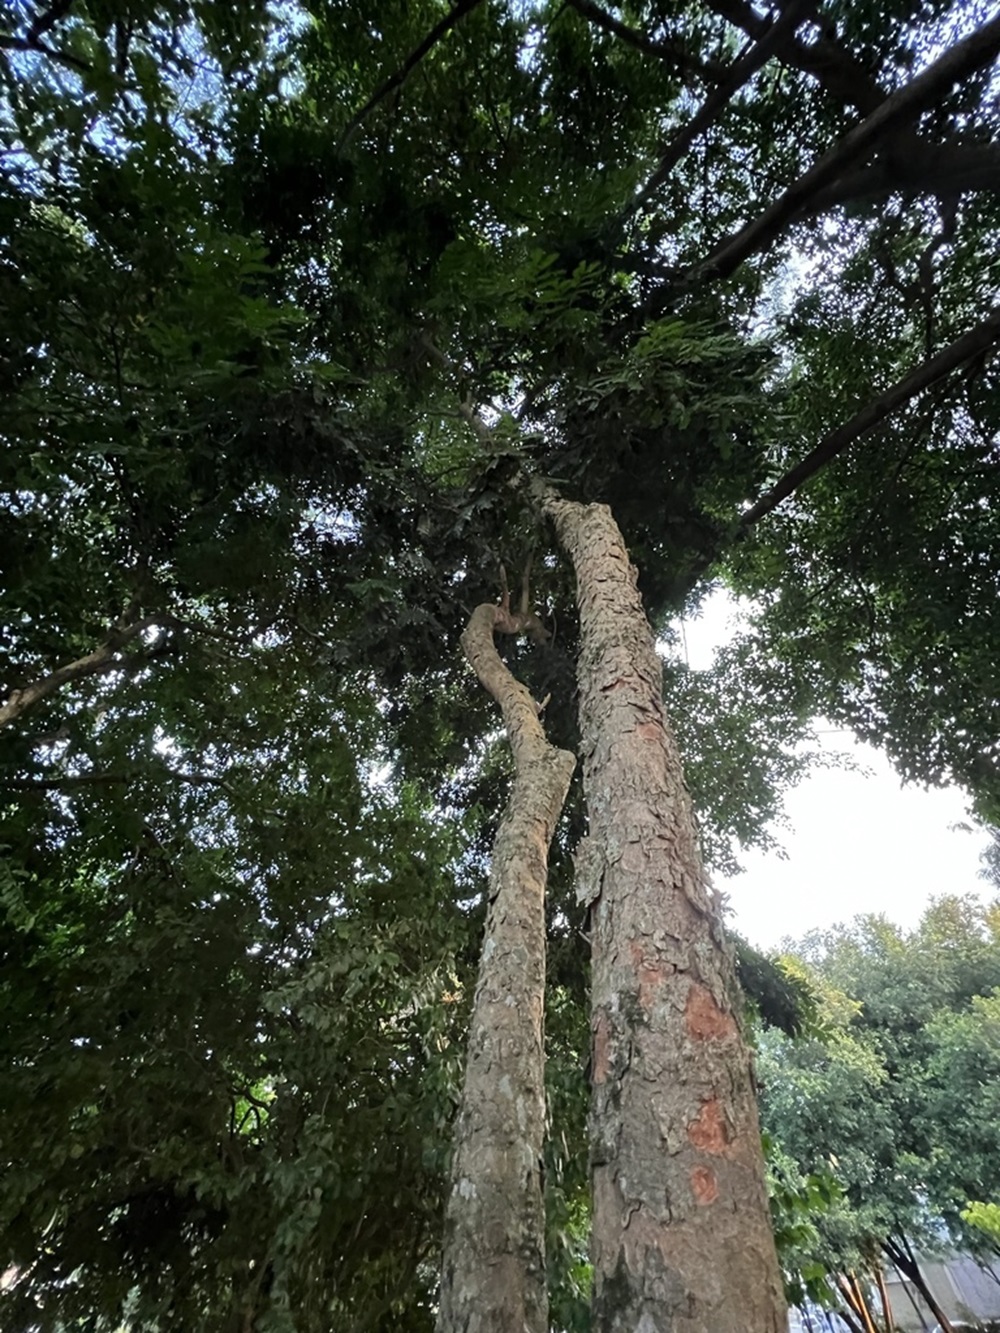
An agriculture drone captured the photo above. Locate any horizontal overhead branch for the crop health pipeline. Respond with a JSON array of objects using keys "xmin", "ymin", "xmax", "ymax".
[
  {"xmin": 0, "ymin": 616, "xmax": 164, "ymax": 730},
  {"xmin": 805, "ymin": 141, "xmax": 1000, "ymax": 213},
  {"xmin": 704, "ymin": 0, "xmax": 883, "ymax": 114},
  {"xmin": 0, "ymin": 32, "xmax": 90, "ymax": 72},
  {"xmin": 0, "ymin": 767, "xmax": 235, "ymax": 794},
  {"xmin": 740, "ymin": 305, "xmax": 1000, "ymax": 528}
]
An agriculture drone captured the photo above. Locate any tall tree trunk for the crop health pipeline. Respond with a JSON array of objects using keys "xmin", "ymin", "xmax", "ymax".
[
  {"xmin": 436, "ymin": 600, "xmax": 576, "ymax": 1333},
  {"xmin": 544, "ymin": 495, "xmax": 787, "ymax": 1333}
]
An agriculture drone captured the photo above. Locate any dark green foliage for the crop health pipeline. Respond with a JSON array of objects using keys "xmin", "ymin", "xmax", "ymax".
[
  {"xmin": 3, "ymin": 0, "xmax": 1000, "ymax": 1326},
  {"xmin": 760, "ymin": 896, "xmax": 1000, "ymax": 1306},
  {"xmin": 731, "ymin": 935, "xmax": 817, "ymax": 1037}
]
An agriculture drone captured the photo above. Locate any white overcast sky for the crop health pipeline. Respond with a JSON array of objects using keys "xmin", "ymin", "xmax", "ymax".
[{"xmin": 674, "ymin": 594, "xmax": 994, "ymax": 951}]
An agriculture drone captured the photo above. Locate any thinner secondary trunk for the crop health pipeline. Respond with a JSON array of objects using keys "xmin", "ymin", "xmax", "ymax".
[
  {"xmin": 436, "ymin": 600, "xmax": 576, "ymax": 1333},
  {"xmin": 545, "ymin": 495, "xmax": 787, "ymax": 1333}
]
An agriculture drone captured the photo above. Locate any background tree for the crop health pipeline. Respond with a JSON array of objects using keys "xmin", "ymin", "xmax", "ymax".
[{"xmin": 759, "ymin": 896, "xmax": 1000, "ymax": 1330}]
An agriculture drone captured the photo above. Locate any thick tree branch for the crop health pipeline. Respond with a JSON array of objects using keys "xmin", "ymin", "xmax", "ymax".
[
  {"xmin": 0, "ymin": 767, "xmax": 235, "ymax": 794},
  {"xmin": 660, "ymin": 13, "xmax": 1000, "ymax": 296},
  {"xmin": 805, "ymin": 141, "xmax": 1000, "ymax": 212},
  {"xmin": 706, "ymin": 0, "xmax": 1000, "ymax": 207},
  {"xmin": 631, "ymin": 0, "xmax": 813, "ymax": 213},
  {"xmin": 440, "ymin": 598, "xmax": 574, "ymax": 1332},
  {"xmin": 705, "ymin": 0, "xmax": 879, "ymax": 111},
  {"xmin": 565, "ymin": 0, "xmax": 724, "ymax": 81},
  {"xmin": 0, "ymin": 617, "xmax": 163, "ymax": 730},
  {"xmin": 461, "ymin": 601, "xmax": 551, "ymax": 752},
  {"xmin": 338, "ymin": 0, "xmax": 486, "ymax": 150},
  {"xmin": 741, "ymin": 305, "xmax": 1000, "ymax": 527}
]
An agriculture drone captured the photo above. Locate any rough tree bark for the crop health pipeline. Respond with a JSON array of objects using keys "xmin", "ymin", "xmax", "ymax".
[
  {"xmin": 436, "ymin": 597, "xmax": 576, "ymax": 1333},
  {"xmin": 544, "ymin": 495, "xmax": 787, "ymax": 1333}
]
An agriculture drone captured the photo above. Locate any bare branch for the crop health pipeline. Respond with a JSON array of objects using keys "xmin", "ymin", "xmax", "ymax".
[
  {"xmin": 0, "ymin": 617, "xmax": 163, "ymax": 730},
  {"xmin": 565, "ymin": 0, "xmax": 724, "ymax": 81},
  {"xmin": 631, "ymin": 0, "xmax": 814, "ymax": 214},
  {"xmin": 338, "ymin": 0, "xmax": 486, "ymax": 151},
  {"xmin": 741, "ymin": 305, "xmax": 1000, "ymax": 528}
]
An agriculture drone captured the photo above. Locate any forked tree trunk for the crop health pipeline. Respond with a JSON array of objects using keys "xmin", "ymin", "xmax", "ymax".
[
  {"xmin": 544, "ymin": 495, "xmax": 787, "ymax": 1333},
  {"xmin": 436, "ymin": 601, "xmax": 576, "ymax": 1333}
]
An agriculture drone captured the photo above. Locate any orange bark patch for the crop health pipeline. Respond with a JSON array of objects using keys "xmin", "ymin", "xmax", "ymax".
[
  {"xmin": 687, "ymin": 1098, "xmax": 729, "ymax": 1154},
  {"xmin": 629, "ymin": 939, "xmax": 669, "ymax": 1012},
  {"xmin": 592, "ymin": 1011, "xmax": 611, "ymax": 1085},
  {"xmin": 635, "ymin": 720, "xmax": 663, "ymax": 742},
  {"xmin": 685, "ymin": 982, "xmax": 736, "ymax": 1041},
  {"xmin": 690, "ymin": 1165, "xmax": 719, "ymax": 1206}
]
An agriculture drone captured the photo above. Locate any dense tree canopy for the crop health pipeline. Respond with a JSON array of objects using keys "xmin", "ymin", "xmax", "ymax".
[
  {"xmin": 759, "ymin": 896, "xmax": 1000, "ymax": 1329},
  {"xmin": 2, "ymin": 0, "xmax": 1000, "ymax": 1328}
]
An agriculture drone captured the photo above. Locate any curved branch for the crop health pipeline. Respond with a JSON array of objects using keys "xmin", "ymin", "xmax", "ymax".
[
  {"xmin": 0, "ymin": 617, "xmax": 162, "ymax": 730},
  {"xmin": 741, "ymin": 305, "xmax": 1000, "ymax": 527}
]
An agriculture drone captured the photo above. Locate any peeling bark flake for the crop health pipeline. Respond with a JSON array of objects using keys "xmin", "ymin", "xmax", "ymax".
[
  {"xmin": 690, "ymin": 1166, "xmax": 720, "ymax": 1206},
  {"xmin": 687, "ymin": 1098, "xmax": 730, "ymax": 1154},
  {"xmin": 685, "ymin": 981, "xmax": 737, "ymax": 1041}
]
